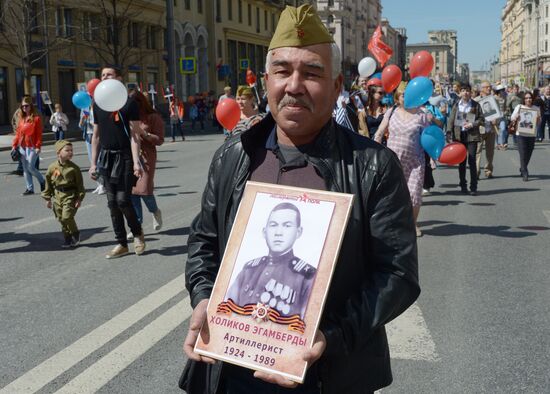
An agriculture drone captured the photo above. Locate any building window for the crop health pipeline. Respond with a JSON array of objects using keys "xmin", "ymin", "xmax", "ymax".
[
  {"xmin": 328, "ymin": 0, "xmax": 334, "ymax": 7},
  {"xmin": 197, "ymin": 0, "xmax": 203, "ymax": 13},
  {"xmin": 247, "ymin": 4, "xmax": 251, "ymax": 26},
  {"xmin": 146, "ymin": 26, "xmax": 157, "ymax": 49},
  {"xmin": 546, "ymin": 40, "xmax": 548, "ymax": 52},
  {"xmin": 56, "ymin": 7, "xmax": 73, "ymax": 37},
  {"xmin": 256, "ymin": 7, "xmax": 260, "ymax": 33},
  {"xmin": 271, "ymin": 13, "xmax": 275, "ymax": 32},
  {"xmin": 264, "ymin": 10, "xmax": 268, "ymax": 30},
  {"xmin": 227, "ymin": 0, "xmax": 232, "ymax": 21},
  {"xmin": 184, "ymin": 0, "xmax": 190, "ymax": 10},
  {"xmin": 217, "ymin": 39, "xmax": 223, "ymax": 58},
  {"xmin": 29, "ymin": 2, "xmax": 39, "ymax": 33},
  {"xmin": 327, "ymin": 14, "xmax": 334, "ymax": 24},
  {"xmin": 546, "ymin": 23, "xmax": 548, "ymax": 35},
  {"xmin": 107, "ymin": 17, "xmax": 119, "ymax": 45},
  {"xmin": 238, "ymin": 0, "xmax": 242, "ymax": 23},
  {"xmin": 216, "ymin": 0, "xmax": 221, "ymax": 22},
  {"xmin": 128, "ymin": 22, "xmax": 140, "ymax": 47},
  {"xmin": 84, "ymin": 70, "xmax": 98, "ymax": 81},
  {"xmin": 82, "ymin": 12, "xmax": 100, "ymax": 41},
  {"xmin": 546, "ymin": 6, "xmax": 548, "ymax": 18}
]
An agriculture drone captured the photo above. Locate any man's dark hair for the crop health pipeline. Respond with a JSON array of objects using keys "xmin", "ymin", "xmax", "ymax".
[
  {"xmin": 461, "ymin": 83, "xmax": 472, "ymax": 91},
  {"xmin": 269, "ymin": 202, "xmax": 301, "ymax": 227},
  {"xmin": 102, "ymin": 66, "xmax": 122, "ymax": 77}
]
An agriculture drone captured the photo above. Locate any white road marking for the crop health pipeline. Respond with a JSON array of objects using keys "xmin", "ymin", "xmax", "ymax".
[
  {"xmin": 385, "ymin": 302, "xmax": 439, "ymax": 361},
  {"xmin": 0, "ymin": 274, "xmax": 186, "ymax": 394},
  {"xmin": 56, "ymin": 297, "xmax": 192, "ymax": 394},
  {"xmin": 543, "ymin": 210, "xmax": 550, "ymax": 225},
  {"xmin": 14, "ymin": 204, "xmax": 96, "ymax": 230}
]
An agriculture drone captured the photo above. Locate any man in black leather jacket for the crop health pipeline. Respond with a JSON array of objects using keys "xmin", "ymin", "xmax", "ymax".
[{"xmin": 183, "ymin": 5, "xmax": 419, "ymax": 394}]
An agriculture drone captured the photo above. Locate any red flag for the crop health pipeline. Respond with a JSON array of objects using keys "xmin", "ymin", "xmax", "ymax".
[{"xmin": 368, "ymin": 26, "xmax": 393, "ymax": 68}]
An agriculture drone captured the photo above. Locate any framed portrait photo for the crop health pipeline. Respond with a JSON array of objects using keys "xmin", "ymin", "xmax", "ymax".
[
  {"xmin": 478, "ymin": 95, "xmax": 502, "ymax": 122},
  {"xmin": 76, "ymin": 82, "xmax": 87, "ymax": 92},
  {"xmin": 194, "ymin": 181, "xmax": 354, "ymax": 383},
  {"xmin": 517, "ymin": 108, "xmax": 538, "ymax": 137},
  {"xmin": 39, "ymin": 91, "xmax": 52, "ymax": 105}
]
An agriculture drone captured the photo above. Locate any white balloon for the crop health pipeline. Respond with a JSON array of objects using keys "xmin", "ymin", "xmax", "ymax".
[
  {"xmin": 94, "ymin": 79, "xmax": 128, "ymax": 112},
  {"xmin": 358, "ymin": 57, "xmax": 377, "ymax": 78}
]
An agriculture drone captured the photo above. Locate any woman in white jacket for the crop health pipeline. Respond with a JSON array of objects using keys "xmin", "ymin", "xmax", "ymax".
[{"xmin": 49, "ymin": 104, "xmax": 69, "ymax": 140}]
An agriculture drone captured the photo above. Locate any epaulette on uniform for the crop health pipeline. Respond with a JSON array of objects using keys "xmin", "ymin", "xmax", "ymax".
[
  {"xmin": 290, "ymin": 258, "xmax": 316, "ymax": 279},
  {"xmin": 245, "ymin": 256, "xmax": 265, "ymax": 268}
]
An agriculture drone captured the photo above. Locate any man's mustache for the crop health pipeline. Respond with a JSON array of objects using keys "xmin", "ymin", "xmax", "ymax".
[{"xmin": 277, "ymin": 95, "xmax": 314, "ymax": 112}]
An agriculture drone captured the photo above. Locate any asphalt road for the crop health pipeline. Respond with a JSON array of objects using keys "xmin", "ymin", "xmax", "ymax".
[{"xmin": 0, "ymin": 133, "xmax": 549, "ymax": 393}]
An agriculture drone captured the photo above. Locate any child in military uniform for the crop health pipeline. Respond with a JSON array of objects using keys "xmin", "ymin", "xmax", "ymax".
[{"xmin": 42, "ymin": 140, "xmax": 86, "ymax": 248}]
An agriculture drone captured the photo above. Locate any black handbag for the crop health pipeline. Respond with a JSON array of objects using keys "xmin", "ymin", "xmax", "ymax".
[{"xmin": 11, "ymin": 148, "xmax": 21, "ymax": 162}]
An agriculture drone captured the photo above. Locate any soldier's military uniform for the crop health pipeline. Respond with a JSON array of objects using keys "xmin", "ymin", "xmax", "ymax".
[
  {"xmin": 226, "ymin": 250, "xmax": 316, "ymax": 318},
  {"xmin": 41, "ymin": 141, "xmax": 85, "ymax": 245}
]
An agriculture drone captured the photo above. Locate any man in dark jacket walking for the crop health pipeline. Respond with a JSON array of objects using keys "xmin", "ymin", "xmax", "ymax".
[{"xmin": 182, "ymin": 5, "xmax": 419, "ymax": 394}]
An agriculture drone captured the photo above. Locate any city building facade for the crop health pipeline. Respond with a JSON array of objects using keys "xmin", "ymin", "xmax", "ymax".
[
  {"xmin": 428, "ymin": 30, "xmax": 457, "ymax": 76},
  {"xmin": 381, "ymin": 19, "xmax": 407, "ymax": 70},
  {"xmin": 316, "ymin": 0, "xmax": 382, "ymax": 82},
  {"xmin": 406, "ymin": 43, "xmax": 455, "ymax": 83},
  {"xmin": 500, "ymin": 0, "xmax": 526, "ymax": 87},
  {"xmin": 0, "ymin": 0, "xmax": 308, "ymax": 126}
]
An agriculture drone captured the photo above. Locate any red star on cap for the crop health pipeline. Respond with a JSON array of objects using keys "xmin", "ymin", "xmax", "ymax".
[{"xmin": 296, "ymin": 28, "xmax": 305, "ymax": 38}]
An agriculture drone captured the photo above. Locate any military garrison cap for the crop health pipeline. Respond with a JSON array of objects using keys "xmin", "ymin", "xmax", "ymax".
[
  {"xmin": 268, "ymin": 5, "xmax": 334, "ymax": 51},
  {"xmin": 55, "ymin": 139, "xmax": 72, "ymax": 153}
]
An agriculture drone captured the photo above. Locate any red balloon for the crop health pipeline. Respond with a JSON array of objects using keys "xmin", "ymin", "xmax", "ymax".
[
  {"xmin": 367, "ymin": 78, "xmax": 382, "ymax": 87},
  {"xmin": 87, "ymin": 79, "xmax": 101, "ymax": 97},
  {"xmin": 216, "ymin": 98, "xmax": 241, "ymax": 130},
  {"xmin": 439, "ymin": 142, "xmax": 467, "ymax": 165},
  {"xmin": 246, "ymin": 69, "xmax": 256, "ymax": 86},
  {"xmin": 409, "ymin": 51, "xmax": 434, "ymax": 78},
  {"xmin": 381, "ymin": 65, "xmax": 402, "ymax": 92}
]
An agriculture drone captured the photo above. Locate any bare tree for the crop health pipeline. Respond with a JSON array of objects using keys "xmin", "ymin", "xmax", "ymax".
[
  {"xmin": 78, "ymin": 0, "xmax": 161, "ymax": 72},
  {"xmin": 0, "ymin": 0, "xmax": 61, "ymax": 95}
]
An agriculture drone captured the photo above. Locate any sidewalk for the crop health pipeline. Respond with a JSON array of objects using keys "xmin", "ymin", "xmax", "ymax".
[{"xmin": 0, "ymin": 118, "xmax": 222, "ymax": 151}]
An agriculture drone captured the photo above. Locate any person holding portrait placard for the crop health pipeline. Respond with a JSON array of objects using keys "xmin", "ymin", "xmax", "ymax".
[
  {"xmin": 183, "ymin": 5, "xmax": 419, "ymax": 394},
  {"xmin": 474, "ymin": 81, "xmax": 497, "ymax": 179},
  {"xmin": 448, "ymin": 83, "xmax": 483, "ymax": 195},
  {"xmin": 511, "ymin": 91, "xmax": 540, "ymax": 182}
]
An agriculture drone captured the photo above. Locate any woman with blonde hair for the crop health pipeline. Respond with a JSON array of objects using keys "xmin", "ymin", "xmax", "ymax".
[
  {"xmin": 228, "ymin": 85, "xmax": 265, "ymax": 139},
  {"xmin": 11, "ymin": 96, "xmax": 45, "ymax": 195},
  {"xmin": 375, "ymin": 82, "xmax": 431, "ymax": 237}
]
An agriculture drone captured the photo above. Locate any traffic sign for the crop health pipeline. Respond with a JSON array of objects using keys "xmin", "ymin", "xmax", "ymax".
[
  {"xmin": 239, "ymin": 58, "xmax": 249, "ymax": 70},
  {"xmin": 180, "ymin": 57, "xmax": 196, "ymax": 74}
]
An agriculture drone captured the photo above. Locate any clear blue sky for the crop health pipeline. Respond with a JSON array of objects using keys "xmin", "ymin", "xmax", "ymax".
[{"xmin": 382, "ymin": 0, "xmax": 507, "ymax": 70}]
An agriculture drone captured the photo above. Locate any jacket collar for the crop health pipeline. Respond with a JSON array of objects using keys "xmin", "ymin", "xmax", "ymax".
[{"xmin": 241, "ymin": 112, "xmax": 335, "ymax": 161}]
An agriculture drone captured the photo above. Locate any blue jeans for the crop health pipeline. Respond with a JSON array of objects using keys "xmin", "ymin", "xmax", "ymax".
[
  {"xmin": 131, "ymin": 194, "xmax": 159, "ymax": 224},
  {"xmin": 537, "ymin": 114, "xmax": 550, "ymax": 140},
  {"xmin": 54, "ymin": 129, "xmax": 65, "ymax": 140},
  {"xmin": 498, "ymin": 119, "xmax": 508, "ymax": 145},
  {"xmin": 20, "ymin": 147, "xmax": 44, "ymax": 191}
]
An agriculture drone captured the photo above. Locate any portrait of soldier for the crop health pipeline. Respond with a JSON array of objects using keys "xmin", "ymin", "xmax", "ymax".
[
  {"xmin": 225, "ymin": 202, "xmax": 316, "ymax": 319},
  {"xmin": 519, "ymin": 111, "xmax": 534, "ymax": 129},
  {"xmin": 481, "ymin": 100, "xmax": 497, "ymax": 117}
]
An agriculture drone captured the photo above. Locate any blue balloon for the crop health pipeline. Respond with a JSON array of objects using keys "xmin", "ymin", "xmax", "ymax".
[
  {"xmin": 404, "ymin": 77, "xmax": 433, "ymax": 109},
  {"xmin": 371, "ymin": 72, "xmax": 382, "ymax": 80},
  {"xmin": 421, "ymin": 125, "xmax": 446, "ymax": 160},
  {"xmin": 72, "ymin": 91, "xmax": 92, "ymax": 110}
]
